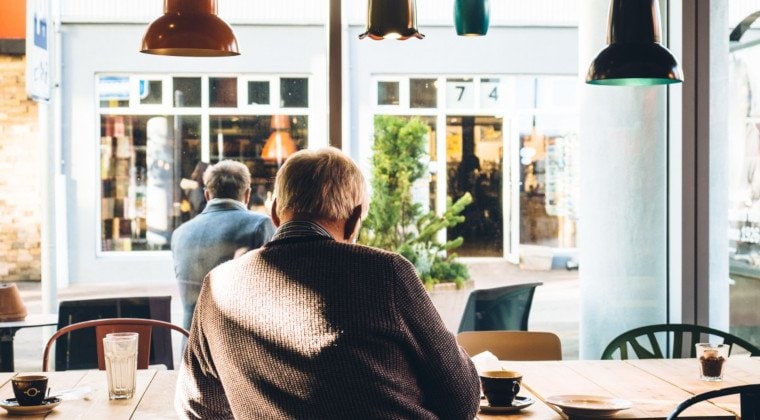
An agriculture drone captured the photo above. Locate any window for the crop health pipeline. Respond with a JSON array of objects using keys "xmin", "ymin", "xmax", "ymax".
[{"xmin": 97, "ymin": 74, "xmax": 311, "ymax": 252}]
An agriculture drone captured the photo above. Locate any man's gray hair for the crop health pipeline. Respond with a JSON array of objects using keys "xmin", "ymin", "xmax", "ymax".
[
  {"xmin": 204, "ymin": 160, "xmax": 251, "ymax": 201},
  {"xmin": 274, "ymin": 147, "xmax": 367, "ymax": 221}
]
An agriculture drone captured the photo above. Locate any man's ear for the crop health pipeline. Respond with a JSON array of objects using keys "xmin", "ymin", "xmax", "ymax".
[
  {"xmin": 243, "ymin": 187, "xmax": 251, "ymax": 206},
  {"xmin": 271, "ymin": 198, "xmax": 281, "ymax": 227},
  {"xmin": 204, "ymin": 189, "xmax": 211, "ymax": 202},
  {"xmin": 344, "ymin": 205, "xmax": 363, "ymax": 241}
]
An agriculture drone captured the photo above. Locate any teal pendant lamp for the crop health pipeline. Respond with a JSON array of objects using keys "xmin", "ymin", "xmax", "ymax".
[
  {"xmin": 359, "ymin": 0, "xmax": 425, "ymax": 40},
  {"xmin": 454, "ymin": 0, "xmax": 490, "ymax": 36},
  {"xmin": 586, "ymin": 0, "xmax": 682, "ymax": 86}
]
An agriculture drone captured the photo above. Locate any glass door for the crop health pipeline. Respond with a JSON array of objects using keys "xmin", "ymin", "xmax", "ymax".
[{"xmin": 445, "ymin": 115, "xmax": 505, "ymax": 257}]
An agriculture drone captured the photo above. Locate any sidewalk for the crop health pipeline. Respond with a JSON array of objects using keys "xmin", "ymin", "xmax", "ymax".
[{"xmin": 9, "ymin": 259, "xmax": 579, "ymax": 371}]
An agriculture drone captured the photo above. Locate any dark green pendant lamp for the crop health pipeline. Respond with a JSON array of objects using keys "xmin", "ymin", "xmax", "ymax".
[
  {"xmin": 586, "ymin": 0, "xmax": 682, "ymax": 86},
  {"xmin": 454, "ymin": 0, "xmax": 490, "ymax": 36},
  {"xmin": 359, "ymin": 0, "xmax": 425, "ymax": 40}
]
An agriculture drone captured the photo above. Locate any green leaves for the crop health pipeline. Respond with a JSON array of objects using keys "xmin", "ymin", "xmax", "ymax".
[{"xmin": 359, "ymin": 115, "xmax": 471, "ymax": 288}]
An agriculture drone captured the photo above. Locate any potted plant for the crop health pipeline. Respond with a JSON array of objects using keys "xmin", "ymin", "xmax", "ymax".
[{"xmin": 359, "ymin": 115, "xmax": 473, "ymax": 290}]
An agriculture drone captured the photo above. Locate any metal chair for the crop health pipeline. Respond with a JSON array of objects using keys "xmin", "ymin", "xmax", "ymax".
[
  {"xmin": 666, "ymin": 384, "xmax": 760, "ymax": 419},
  {"xmin": 601, "ymin": 323, "xmax": 760, "ymax": 360},
  {"xmin": 456, "ymin": 331, "xmax": 562, "ymax": 360},
  {"xmin": 42, "ymin": 317, "xmax": 189, "ymax": 372},
  {"xmin": 457, "ymin": 283, "xmax": 542, "ymax": 333},
  {"xmin": 54, "ymin": 296, "xmax": 175, "ymax": 370}
]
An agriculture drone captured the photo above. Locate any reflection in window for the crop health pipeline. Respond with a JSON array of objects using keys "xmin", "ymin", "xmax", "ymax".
[
  {"xmin": 411, "ymin": 78, "xmax": 437, "ymax": 108},
  {"xmin": 280, "ymin": 78, "xmax": 308, "ymax": 108},
  {"xmin": 173, "ymin": 77, "xmax": 201, "ymax": 107},
  {"xmin": 209, "ymin": 77, "xmax": 237, "ymax": 107},
  {"xmin": 140, "ymin": 80, "xmax": 163, "ymax": 105},
  {"xmin": 378, "ymin": 81, "xmax": 400, "ymax": 106},
  {"xmin": 100, "ymin": 115, "xmax": 201, "ymax": 252},
  {"xmin": 248, "ymin": 81, "xmax": 270, "ymax": 105},
  {"xmin": 98, "ymin": 75, "xmax": 130, "ymax": 108}
]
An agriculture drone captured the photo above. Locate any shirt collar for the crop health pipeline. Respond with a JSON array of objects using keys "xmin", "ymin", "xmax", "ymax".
[
  {"xmin": 271, "ymin": 220, "xmax": 334, "ymax": 242},
  {"xmin": 206, "ymin": 198, "xmax": 248, "ymax": 211}
]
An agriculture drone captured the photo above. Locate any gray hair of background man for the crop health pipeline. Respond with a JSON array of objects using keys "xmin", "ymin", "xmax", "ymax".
[
  {"xmin": 274, "ymin": 147, "xmax": 367, "ymax": 221},
  {"xmin": 204, "ymin": 160, "xmax": 251, "ymax": 202}
]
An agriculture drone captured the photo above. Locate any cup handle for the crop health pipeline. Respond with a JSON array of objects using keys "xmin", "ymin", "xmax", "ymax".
[{"xmin": 513, "ymin": 382, "xmax": 520, "ymax": 396}]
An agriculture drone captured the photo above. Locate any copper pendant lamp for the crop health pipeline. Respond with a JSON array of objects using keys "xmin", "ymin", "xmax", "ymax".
[
  {"xmin": 141, "ymin": 0, "xmax": 240, "ymax": 57},
  {"xmin": 586, "ymin": 0, "xmax": 682, "ymax": 86},
  {"xmin": 359, "ymin": 0, "xmax": 425, "ymax": 40}
]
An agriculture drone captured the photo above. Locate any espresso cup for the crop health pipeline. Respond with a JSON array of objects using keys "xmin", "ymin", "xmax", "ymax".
[
  {"xmin": 12, "ymin": 375, "xmax": 48, "ymax": 406},
  {"xmin": 479, "ymin": 370, "xmax": 522, "ymax": 407}
]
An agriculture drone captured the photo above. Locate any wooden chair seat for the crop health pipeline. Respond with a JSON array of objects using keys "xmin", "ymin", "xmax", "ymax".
[{"xmin": 457, "ymin": 330, "xmax": 562, "ymax": 360}]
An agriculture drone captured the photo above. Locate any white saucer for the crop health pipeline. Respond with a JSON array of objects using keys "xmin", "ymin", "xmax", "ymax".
[
  {"xmin": 0, "ymin": 397, "xmax": 62, "ymax": 415},
  {"xmin": 479, "ymin": 395, "xmax": 535, "ymax": 413},
  {"xmin": 545, "ymin": 394, "xmax": 632, "ymax": 418}
]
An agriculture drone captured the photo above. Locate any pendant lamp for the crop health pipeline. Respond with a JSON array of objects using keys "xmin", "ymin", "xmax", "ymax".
[
  {"xmin": 261, "ymin": 115, "xmax": 297, "ymax": 166},
  {"xmin": 359, "ymin": 0, "xmax": 425, "ymax": 40},
  {"xmin": 141, "ymin": 0, "xmax": 239, "ymax": 57},
  {"xmin": 454, "ymin": 0, "xmax": 490, "ymax": 36},
  {"xmin": 586, "ymin": 0, "xmax": 682, "ymax": 86}
]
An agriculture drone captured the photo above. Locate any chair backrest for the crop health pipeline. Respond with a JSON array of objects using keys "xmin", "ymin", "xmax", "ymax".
[
  {"xmin": 42, "ymin": 318, "xmax": 189, "ymax": 372},
  {"xmin": 55, "ymin": 296, "xmax": 174, "ymax": 370},
  {"xmin": 456, "ymin": 331, "xmax": 562, "ymax": 360},
  {"xmin": 457, "ymin": 283, "xmax": 542, "ymax": 333},
  {"xmin": 666, "ymin": 384, "xmax": 760, "ymax": 419},
  {"xmin": 601, "ymin": 323, "xmax": 760, "ymax": 360}
]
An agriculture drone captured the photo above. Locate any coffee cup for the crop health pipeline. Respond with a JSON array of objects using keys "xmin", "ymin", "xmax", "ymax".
[
  {"xmin": 479, "ymin": 370, "xmax": 522, "ymax": 407},
  {"xmin": 12, "ymin": 375, "xmax": 48, "ymax": 406}
]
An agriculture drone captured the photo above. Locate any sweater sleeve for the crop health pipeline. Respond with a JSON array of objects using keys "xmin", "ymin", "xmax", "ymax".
[
  {"xmin": 391, "ymin": 254, "xmax": 481, "ymax": 420},
  {"xmin": 175, "ymin": 278, "xmax": 234, "ymax": 419}
]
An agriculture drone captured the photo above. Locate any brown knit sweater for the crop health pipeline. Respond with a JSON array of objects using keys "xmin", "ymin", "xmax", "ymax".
[{"xmin": 175, "ymin": 235, "xmax": 481, "ymax": 419}]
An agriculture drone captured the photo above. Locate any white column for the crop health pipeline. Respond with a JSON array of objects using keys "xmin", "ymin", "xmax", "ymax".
[{"xmin": 578, "ymin": 0, "xmax": 669, "ymax": 359}]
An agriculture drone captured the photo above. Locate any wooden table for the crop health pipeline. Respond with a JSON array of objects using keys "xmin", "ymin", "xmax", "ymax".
[
  {"xmin": 478, "ymin": 357, "xmax": 760, "ymax": 419},
  {"xmin": 0, "ymin": 369, "xmax": 177, "ymax": 419},
  {"xmin": 0, "ymin": 314, "xmax": 58, "ymax": 372},
  {"xmin": 1, "ymin": 358, "xmax": 757, "ymax": 418}
]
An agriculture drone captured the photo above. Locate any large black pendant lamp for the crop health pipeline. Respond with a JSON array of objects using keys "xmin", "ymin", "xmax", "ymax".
[
  {"xmin": 141, "ymin": 0, "xmax": 240, "ymax": 57},
  {"xmin": 359, "ymin": 0, "xmax": 425, "ymax": 40},
  {"xmin": 454, "ymin": 0, "xmax": 490, "ymax": 36},
  {"xmin": 586, "ymin": 0, "xmax": 682, "ymax": 86}
]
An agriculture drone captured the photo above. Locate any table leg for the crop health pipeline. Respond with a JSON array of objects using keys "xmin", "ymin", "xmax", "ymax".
[{"xmin": 0, "ymin": 328, "xmax": 19, "ymax": 372}]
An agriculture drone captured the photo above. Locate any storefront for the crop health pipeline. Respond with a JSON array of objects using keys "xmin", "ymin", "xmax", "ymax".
[{"xmin": 47, "ymin": 2, "xmax": 580, "ymax": 286}]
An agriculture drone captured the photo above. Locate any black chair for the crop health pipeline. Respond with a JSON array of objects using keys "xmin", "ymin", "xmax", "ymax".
[
  {"xmin": 457, "ymin": 283, "xmax": 542, "ymax": 333},
  {"xmin": 666, "ymin": 384, "xmax": 760, "ymax": 419},
  {"xmin": 601, "ymin": 323, "xmax": 760, "ymax": 360},
  {"xmin": 54, "ymin": 296, "xmax": 175, "ymax": 370}
]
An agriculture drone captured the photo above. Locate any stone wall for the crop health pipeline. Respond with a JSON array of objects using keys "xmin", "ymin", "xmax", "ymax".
[{"xmin": 0, "ymin": 54, "xmax": 41, "ymax": 281}]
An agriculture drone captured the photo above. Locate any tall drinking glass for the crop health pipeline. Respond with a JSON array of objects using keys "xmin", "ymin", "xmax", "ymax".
[{"xmin": 103, "ymin": 332, "xmax": 138, "ymax": 399}]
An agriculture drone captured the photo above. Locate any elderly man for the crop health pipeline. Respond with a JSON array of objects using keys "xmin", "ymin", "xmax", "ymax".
[
  {"xmin": 175, "ymin": 148, "xmax": 480, "ymax": 419},
  {"xmin": 171, "ymin": 160, "xmax": 275, "ymax": 330}
]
